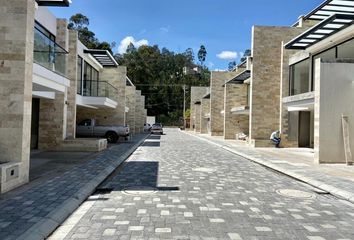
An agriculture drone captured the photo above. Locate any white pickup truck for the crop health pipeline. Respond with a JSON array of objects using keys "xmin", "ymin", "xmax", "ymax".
[{"xmin": 76, "ymin": 119, "xmax": 130, "ymax": 143}]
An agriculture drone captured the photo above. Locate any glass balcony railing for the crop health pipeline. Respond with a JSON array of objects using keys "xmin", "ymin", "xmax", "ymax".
[
  {"xmin": 33, "ymin": 27, "xmax": 68, "ymax": 76},
  {"xmin": 79, "ymin": 80, "xmax": 118, "ymax": 102}
]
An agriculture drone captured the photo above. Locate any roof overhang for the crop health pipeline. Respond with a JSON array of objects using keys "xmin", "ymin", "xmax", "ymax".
[
  {"xmin": 223, "ymin": 70, "xmax": 251, "ymax": 86},
  {"xmin": 126, "ymin": 76, "xmax": 134, "ymax": 86},
  {"xmin": 35, "ymin": 0, "xmax": 71, "ymax": 6},
  {"xmin": 231, "ymin": 106, "xmax": 250, "ymax": 115},
  {"xmin": 285, "ymin": 14, "xmax": 354, "ymax": 50},
  {"xmin": 304, "ymin": 0, "xmax": 354, "ymax": 21},
  {"xmin": 84, "ymin": 49, "xmax": 118, "ymax": 67}
]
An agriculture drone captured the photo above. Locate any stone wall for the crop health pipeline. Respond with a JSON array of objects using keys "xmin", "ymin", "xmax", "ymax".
[
  {"xmin": 224, "ymin": 83, "xmax": 249, "ymax": 140},
  {"xmin": 200, "ymin": 98, "xmax": 210, "ymax": 134},
  {"xmin": 0, "ymin": 0, "xmax": 35, "ymax": 192},
  {"xmin": 250, "ymin": 26, "xmax": 308, "ymax": 147},
  {"xmin": 38, "ymin": 93, "xmax": 67, "ymax": 150},
  {"xmin": 135, "ymin": 90, "xmax": 142, "ymax": 133},
  {"xmin": 190, "ymin": 87, "xmax": 209, "ymax": 132},
  {"xmin": 210, "ymin": 71, "xmax": 237, "ymax": 136},
  {"xmin": 125, "ymin": 85, "xmax": 136, "ymax": 134},
  {"xmin": 66, "ymin": 30, "xmax": 79, "ymax": 139}
]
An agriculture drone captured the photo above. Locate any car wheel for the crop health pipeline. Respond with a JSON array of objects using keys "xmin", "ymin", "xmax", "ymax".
[{"xmin": 106, "ymin": 132, "xmax": 118, "ymax": 143}]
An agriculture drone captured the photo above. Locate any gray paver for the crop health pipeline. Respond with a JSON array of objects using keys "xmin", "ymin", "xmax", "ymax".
[{"xmin": 50, "ymin": 129, "xmax": 354, "ymax": 240}]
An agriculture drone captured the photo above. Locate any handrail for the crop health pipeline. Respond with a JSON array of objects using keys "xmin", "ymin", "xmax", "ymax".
[{"xmin": 34, "ymin": 26, "xmax": 68, "ymax": 54}]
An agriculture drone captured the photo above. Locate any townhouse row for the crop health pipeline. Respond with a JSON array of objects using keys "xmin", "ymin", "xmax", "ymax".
[
  {"xmin": 191, "ymin": 0, "xmax": 354, "ymax": 165},
  {"xmin": 0, "ymin": 0, "xmax": 147, "ymax": 193}
]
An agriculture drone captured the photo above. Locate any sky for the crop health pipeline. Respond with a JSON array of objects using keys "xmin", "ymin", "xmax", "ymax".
[{"xmin": 50, "ymin": 0, "xmax": 324, "ymax": 70}]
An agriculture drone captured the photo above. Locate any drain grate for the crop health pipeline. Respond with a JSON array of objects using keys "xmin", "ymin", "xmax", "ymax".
[
  {"xmin": 122, "ymin": 186, "xmax": 158, "ymax": 196},
  {"xmin": 276, "ymin": 189, "xmax": 316, "ymax": 199}
]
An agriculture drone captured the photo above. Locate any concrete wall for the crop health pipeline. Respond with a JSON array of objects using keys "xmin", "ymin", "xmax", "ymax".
[
  {"xmin": 125, "ymin": 85, "xmax": 136, "ymax": 134},
  {"xmin": 210, "ymin": 71, "xmax": 237, "ymax": 136},
  {"xmin": 0, "ymin": 0, "xmax": 35, "ymax": 192},
  {"xmin": 200, "ymin": 98, "xmax": 210, "ymax": 134},
  {"xmin": 190, "ymin": 87, "xmax": 209, "ymax": 131},
  {"xmin": 314, "ymin": 60, "xmax": 354, "ymax": 164},
  {"xmin": 250, "ymin": 26, "xmax": 307, "ymax": 147},
  {"xmin": 223, "ymin": 83, "xmax": 249, "ymax": 139}
]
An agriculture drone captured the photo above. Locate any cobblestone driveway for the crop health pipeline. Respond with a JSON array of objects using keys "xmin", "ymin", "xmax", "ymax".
[{"xmin": 50, "ymin": 129, "xmax": 354, "ymax": 240}]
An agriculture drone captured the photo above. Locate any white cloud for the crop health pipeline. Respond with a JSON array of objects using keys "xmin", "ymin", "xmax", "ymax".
[
  {"xmin": 118, "ymin": 36, "xmax": 149, "ymax": 54},
  {"xmin": 160, "ymin": 26, "xmax": 170, "ymax": 33},
  {"xmin": 216, "ymin": 51, "xmax": 238, "ymax": 60}
]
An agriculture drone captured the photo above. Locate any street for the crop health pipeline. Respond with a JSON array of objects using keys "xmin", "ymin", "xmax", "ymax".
[{"xmin": 50, "ymin": 129, "xmax": 354, "ymax": 240}]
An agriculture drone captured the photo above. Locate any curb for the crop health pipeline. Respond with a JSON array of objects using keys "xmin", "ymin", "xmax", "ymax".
[
  {"xmin": 17, "ymin": 134, "xmax": 150, "ymax": 240},
  {"xmin": 184, "ymin": 131, "xmax": 354, "ymax": 204}
]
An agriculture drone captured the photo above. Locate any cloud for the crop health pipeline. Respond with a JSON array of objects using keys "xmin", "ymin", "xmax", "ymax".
[
  {"xmin": 118, "ymin": 36, "xmax": 149, "ymax": 54},
  {"xmin": 208, "ymin": 62, "xmax": 214, "ymax": 68},
  {"xmin": 216, "ymin": 51, "xmax": 238, "ymax": 60},
  {"xmin": 160, "ymin": 26, "xmax": 170, "ymax": 33}
]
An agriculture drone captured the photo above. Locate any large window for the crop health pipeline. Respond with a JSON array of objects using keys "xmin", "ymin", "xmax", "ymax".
[
  {"xmin": 289, "ymin": 59, "xmax": 310, "ymax": 96},
  {"xmin": 82, "ymin": 61, "xmax": 99, "ymax": 97},
  {"xmin": 77, "ymin": 56, "xmax": 83, "ymax": 94},
  {"xmin": 337, "ymin": 38, "xmax": 354, "ymax": 59}
]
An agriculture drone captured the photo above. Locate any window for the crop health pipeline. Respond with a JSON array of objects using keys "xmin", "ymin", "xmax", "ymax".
[
  {"xmin": 82, "ymin": 61, "xmax": 99, "ymax": 96},
  {"xmin": 78, "ymin": 119, "xmax": 91, "ymax": 126},
  {"xmin": 77, "ymin": 56, "xmax": 82, "ymax": 94},
  {"xmin": 337, "ymin": 38, "xmax": 354, "ymax": 59},
  {"xmin": 312, "ymin": 47, "xmax": 336, "ymax": 91},
  {"xmin": 289, "ymin": 59, "xmax": 310, "ymax": 96}
]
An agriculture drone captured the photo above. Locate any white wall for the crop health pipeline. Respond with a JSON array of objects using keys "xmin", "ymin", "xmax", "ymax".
[{"xmin": 315, "ymin": 60, "xmax": 354, "ymax": 163}]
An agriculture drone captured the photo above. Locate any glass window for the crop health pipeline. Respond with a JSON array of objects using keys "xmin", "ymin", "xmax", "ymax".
[
  {"xmin": 77, "ymin": 56, "xmax": 82, "ymax": 94},
  {"xmin": 289, "ymin": 59, "xmax": 310, "ymax": 96},
  {"xmin": 337, "ymin": 38, "xmax": 354, "ymax": 59},
  {"xmin": 79, "ymin": 119, "xmax": 91, "ymax": 126},
  {"xmin": 312, "ymin": 47, "xmax": 336, "ymax": 91}
]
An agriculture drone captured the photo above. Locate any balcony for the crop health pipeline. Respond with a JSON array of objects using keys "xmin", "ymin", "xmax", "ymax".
[
  {"xmin": 76, "ymin": 80, "xmax": 118, "ymax": 109},
  {"xmin": 32, "ymin": 27, "xmax": 70, "ymax": 96}
]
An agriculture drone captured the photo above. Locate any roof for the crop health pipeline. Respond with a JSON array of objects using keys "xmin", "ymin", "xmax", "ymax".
[
  {"xmin": 36, "ymin": 0, "xmax": 70, "ymax": 6},
  {"xmin": 304, "ymin": 0, "xmax": 354, "ymax": 21},
  {"xmin": 285, "ymin": 14, "xmax": 354, "ymax": 50},
  {"xmin": 126, "ymin": 76, "xmax": 135, "ymax": 86},
  {"xmin": 83, "ymin": 49, "xmax": 118, "ymax": 67},
  {"xmin": 223, "ymin": 70, "xmax": 251, "ymax": 86}
]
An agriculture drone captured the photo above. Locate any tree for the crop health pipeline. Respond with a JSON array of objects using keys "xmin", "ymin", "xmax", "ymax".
[
  {"xmin": 228, "ymin": 61, "xmax": 237, "ymax": 71},
  {"xmin": 198, "ymin": 45, "xmax": 207, "ymax": 66},
  {"xmin": 126, "ymin": 42, "xmax": 137, "ymax": 54},
  {"xmin": 183, "ymin": 48, "xmax": 195, "ymax": 63},
  {"xmin": 240, "ymin": 49, "xmax": 251, "ymax": 63},
  {"xmin": 68, "ymin": 13, "xmax": 114, "ymax": 53}
]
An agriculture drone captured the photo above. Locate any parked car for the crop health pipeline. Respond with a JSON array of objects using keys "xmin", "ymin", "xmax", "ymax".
[
  {"xmin": 76, "ymin": 119, "xmax": 130, "ymax": 143},
  {"xmin": 151, "ymin": 123, "xmax": 163, "ymax": 135},
  {"xmin": 144, "ymin": 123, "xmax": 152, "ymax": 132}
]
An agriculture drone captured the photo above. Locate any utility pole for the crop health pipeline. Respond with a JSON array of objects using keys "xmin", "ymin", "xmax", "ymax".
[{"xmin": 183, "ymin": 84, "xmax": 186, "ymax": 130}]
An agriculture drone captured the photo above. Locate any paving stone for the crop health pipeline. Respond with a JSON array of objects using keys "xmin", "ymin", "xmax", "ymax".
[{"xmin": 48, "ymin": 129, "xmax": 354, "ymax": 239}]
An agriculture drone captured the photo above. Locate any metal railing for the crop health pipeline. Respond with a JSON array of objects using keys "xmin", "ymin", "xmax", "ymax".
[
  {"xmin": 79, "ymin": 80, "xmax": 118, "ymax": 101},
  {"xmin": 33, "ymin": 27, "xmax": 68, "ymax": 76}
]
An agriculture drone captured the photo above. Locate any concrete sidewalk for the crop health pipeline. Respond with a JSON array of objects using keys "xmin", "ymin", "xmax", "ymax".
[
  {"xmin": 0, "ymin": 134, "xmax": 148, "ymax": 240},
  {"xmin": 185, "ymin": 131, "xmax": 354, "ymax": 204}
]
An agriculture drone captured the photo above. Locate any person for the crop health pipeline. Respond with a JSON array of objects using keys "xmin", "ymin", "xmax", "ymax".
[{"xmin": 270, "ymin": 130, "xmax": 281, "ymax": 148}]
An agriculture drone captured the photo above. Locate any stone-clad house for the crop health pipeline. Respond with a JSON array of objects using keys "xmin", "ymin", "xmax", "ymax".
[{"xmin": 0, "ymin": 0, "xmax": 146, "ymax": 193}]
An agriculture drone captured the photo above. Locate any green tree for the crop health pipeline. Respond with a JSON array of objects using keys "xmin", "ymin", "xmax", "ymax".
[
  {"xmin": 198, "ymin": 45, "xmax": 207, "ymax": 66},
  {"xmin": 126, "ymin": 42, "xmax": 137, "ymax": 54},
  {"xmin": 240, "ymin": 49, "xmax": 251, "ymax": 63},
  {"xmin": 228, "ymin": 61, "xmax": 237, "ymax": 71}
]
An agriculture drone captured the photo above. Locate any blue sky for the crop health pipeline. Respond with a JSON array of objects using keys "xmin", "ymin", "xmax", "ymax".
[{"xmin": 50, "ymin": 0, "xmax": 323, "ymax": 70}]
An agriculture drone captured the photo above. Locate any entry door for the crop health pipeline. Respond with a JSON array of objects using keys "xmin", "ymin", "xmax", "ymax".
[
  {"xmin": 31, "ymin": 99, "xmax": 40, "ymax": 149},
  {"xmin": 298, "ymin": 111, "xmax": 311, "ymax": 148}
]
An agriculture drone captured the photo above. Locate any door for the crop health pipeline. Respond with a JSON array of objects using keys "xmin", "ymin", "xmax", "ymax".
[
  {"xmin": 76, "ymin": 119, "xmax": 94, "ymax": 137},
  {"xmin": 30, "ymin": 99, "xmax": 40, "ymax": 149},
  {"xmin": 298, "ymin": 111, "xmax": 311, "ymax": 148}
]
